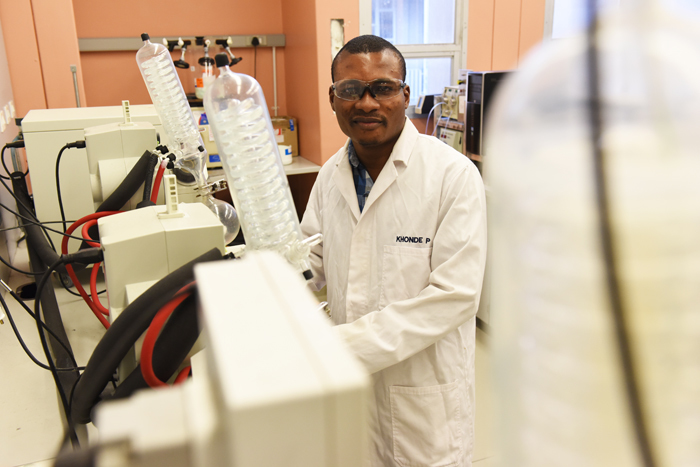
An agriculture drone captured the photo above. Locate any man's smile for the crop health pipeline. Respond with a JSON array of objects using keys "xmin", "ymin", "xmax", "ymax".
[{"xmin": 352, "ymin": 116, "xmax": 385, "ymax": 130}]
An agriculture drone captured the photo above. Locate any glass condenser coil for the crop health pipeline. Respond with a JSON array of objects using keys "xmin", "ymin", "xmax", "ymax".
[
  {"xmin": 204, "ymin": 54, "xmax": 316, "ymax": 277},
  {"xmin": 136, "ymin": 34, "xmax": 239, "ymax": 244}
]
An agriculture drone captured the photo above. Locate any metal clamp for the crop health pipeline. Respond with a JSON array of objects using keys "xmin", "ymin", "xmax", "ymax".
[{"xmin": 196, "ymin": 179, "xmax": 228, "ymax": 197}]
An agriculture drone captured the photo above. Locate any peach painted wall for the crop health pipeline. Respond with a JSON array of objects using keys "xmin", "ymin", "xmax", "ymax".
[
  {"xmin": 467, "ymin": 0, "xmax": 546, "ymax": 71},
  {"xmin": 315, "ymin": 2, "xmax": 360, "ymax": 162},
  {"xmin": 281, "ymin": 0, "xmax": 359, "ymax": 166},
  {"xmin": 73, "ymin": 0, "xmax": 287, "ymax": 115},
  {"xmin": 0, "ymin": 0, "xmax": 87, "ymax": 117},
  {"xmin": 32, "ymin": 0, "xmax": 87, "ymax": 109},
  {"xmin": 0, "ymin": 1, "xmax": 47, "ymax": 117},
  {"xmin": 281, "ymin": 0, "xmax": 321, "ymax": 164},
  {"xmin": 0, "ymin": 1, "xmax": 45, "ymax": 116},
  {"xmin": 519, "ymin": 0, "xmax": 547, "ymax": 59},
  {"xmin": 280, "ymin": 0, "xmax": 359, "ymax": 217},
  {"xmin": 0, "ymin": 15, "xmax": 22, "ymax": 268}
]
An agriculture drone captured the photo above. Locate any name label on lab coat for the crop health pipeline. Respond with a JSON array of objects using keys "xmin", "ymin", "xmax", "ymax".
[{"xmin": 396, "ymin": 236, "xmax": 430, "ymax": 244}]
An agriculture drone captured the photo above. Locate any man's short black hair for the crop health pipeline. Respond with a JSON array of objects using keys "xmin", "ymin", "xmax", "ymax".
[{"xmin": 331, "ymin": 35, "xmax": 406, "ymax": 82}]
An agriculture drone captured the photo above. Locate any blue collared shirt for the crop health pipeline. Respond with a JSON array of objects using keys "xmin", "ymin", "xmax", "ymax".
[{"xmin": 348, "ymin": 141, "xmax": 374, "ymax": 213}]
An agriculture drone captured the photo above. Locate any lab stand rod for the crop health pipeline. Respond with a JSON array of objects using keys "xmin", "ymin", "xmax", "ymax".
[
  {"xmin": 70, "ymin": 65, "xmax": 81, "ymax": 107},
  {"xmin": 272, "ymin": 46, "xmax": 278, "ymax": 117},
  {"xmin": 79, "ymin": 34, "xmax": 286, "ymax": 52}
]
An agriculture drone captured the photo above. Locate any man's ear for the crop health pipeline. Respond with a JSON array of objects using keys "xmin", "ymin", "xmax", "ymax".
[
  {"xmin": 403, "ymin": 84, "xmax": 411, "ymax": 109},
  {"xmin": 329, "ymin": 86, "xmax": 336, "ymax": 111}
]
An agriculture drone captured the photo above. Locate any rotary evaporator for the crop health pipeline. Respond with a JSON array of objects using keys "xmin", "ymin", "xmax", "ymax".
[
  {"xmin": 203, "ymin": 53, "xmax": 320, "ymax": 277},
  {"xmin": 136, "ymin": 33, "xmax": 239, "ymax": 245}
]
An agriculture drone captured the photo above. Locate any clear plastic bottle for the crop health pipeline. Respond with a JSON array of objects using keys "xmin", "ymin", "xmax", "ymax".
[
  {"xmin": 204, "ymin": 54, "xmax": 316, "ymax": 276},
  {"xmin": 485, "ymin": 2, "xmax": 700, "ymax": 466},
  {"xmin": 136, "ymin": 33, "xmax": 207, "ymax": 187}
]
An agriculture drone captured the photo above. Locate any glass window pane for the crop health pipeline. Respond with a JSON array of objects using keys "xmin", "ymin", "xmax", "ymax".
[
  {"xmin": 372, "ymin": 0, "xmax": 455, "ymax": 45},
  {"xmin": 405, "ymin": 57, "xmax": 451, "ymax": 106}
]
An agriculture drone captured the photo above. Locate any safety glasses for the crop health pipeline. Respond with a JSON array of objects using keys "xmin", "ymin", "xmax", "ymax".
[{"xmin": 332, "ymin": 78, "xmax": 406, "ymax": 101}]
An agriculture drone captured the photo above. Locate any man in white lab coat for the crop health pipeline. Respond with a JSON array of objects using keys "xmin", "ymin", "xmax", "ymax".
[{"xmin": 300, "ymin": 35, "xmax": 487, "ymax": 467}]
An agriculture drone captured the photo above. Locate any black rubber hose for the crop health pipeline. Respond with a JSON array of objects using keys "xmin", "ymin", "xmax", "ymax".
[
  {"xmin": 140, "ymin": 152, "xmax": 159, "ymax": 204},
  {"xmin": 27, "ymin": 249, "xmax": 80, "ymax": 447},
  {"xmin": 11, "ymin": 172, "xmax": 65, "ymax": 274},
  {"xmin": 53, "ymin": 447, "xmax": 96, "ymax": 467},
  {"xmin": 70, "ymin": 248, "xmax": 223, "ymax": 424},
  {"xmin": 83, "ymin": 150, "xmax": 155, "ymax": 245},
  {"xmin": 97, "ymin": 150, "xmax": 153, "ymax": 212},
  {"xmin": 107, "ymin": 292, "xmax": 199, "ymax": 401}
]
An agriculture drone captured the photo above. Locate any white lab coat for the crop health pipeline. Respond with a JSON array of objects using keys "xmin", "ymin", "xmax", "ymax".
[{"xmin": 301, "ymin": 119, "xmax": 487, "ymax": 467}]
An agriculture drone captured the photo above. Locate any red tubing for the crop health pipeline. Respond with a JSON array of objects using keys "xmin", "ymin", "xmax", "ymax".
[
  {"xmin": 151, "ymin": 162, "xmax": 166, "ymax": 204},
  {"xmin": 173, "ymin": 365, "xmax": 192, "ymax": 384},
  {"xmin": 90, "ymin": 262, "xmax": 109, "ymax": 316},
  {"xmin": 140, "ymin": 291, "xmax": 190, "ymax": 388},
  {"xmin": 62, "ymin": 211, "xmax": 121, "ymax": 329},
  {"xmin": 81, "ymin": 219, "xmax": 100, "ymax": 248}
]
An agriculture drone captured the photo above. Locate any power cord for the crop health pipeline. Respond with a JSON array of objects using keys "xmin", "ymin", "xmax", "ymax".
[
  {"xmin": 0, "ymin": 174, "xmax": 58, "ymax": 253},
  {"xmin": 55, "ymin": 141, "xmax": 87, "ymax": 232},
  {"xmin": 0, "ymin": 201, "xmax": 101, "ymax": 277},
  {"xmin": 0, "ymin": 220, "xmax": 73, "ymax": 234},
  {"xmin": 0, "ymin": 201, "xmax": 95, "ymax": 243},
  {"xmin": 0, "ymin": 279, "xmax": 82, "ymax": 370},
  {"xmin": 1, "ymin": 141, "xmax": 27, "ymax": 179}
]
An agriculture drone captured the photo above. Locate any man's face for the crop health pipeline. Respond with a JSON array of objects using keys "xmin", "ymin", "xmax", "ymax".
[{"xmin": 329, "ymin": 50, "xmax": 410, "ymax": 154}]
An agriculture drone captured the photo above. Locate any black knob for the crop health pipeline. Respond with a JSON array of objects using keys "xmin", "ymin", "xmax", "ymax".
[{"xmin": 215, "ymin": 53, "xmax": 230, "ymax": 68}]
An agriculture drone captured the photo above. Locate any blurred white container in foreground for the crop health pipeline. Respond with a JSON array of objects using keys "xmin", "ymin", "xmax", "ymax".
[{"xmin": 486, "ymin": 1, "xmax": 700, "ymax": 466}]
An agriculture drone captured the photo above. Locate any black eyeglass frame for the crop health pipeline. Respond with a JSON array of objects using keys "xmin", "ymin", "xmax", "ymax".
[{"xmin": 332, "ymin": 78, "xmax": 407, "ymax": 101}]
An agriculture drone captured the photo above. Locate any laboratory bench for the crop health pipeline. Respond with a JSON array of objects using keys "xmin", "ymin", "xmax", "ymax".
[
  {"xmin": 209, "ymin": 155, "xmax": 321, "ymax": 221},
  {"xmin": 0, "ymin": 246, "xmax": 495, "ymax": 467}
]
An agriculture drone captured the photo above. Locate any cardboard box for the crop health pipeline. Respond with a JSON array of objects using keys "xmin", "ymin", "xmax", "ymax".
[{"xmin": 271, "ymin": 116, "xmax": 299, "ymax": 156}]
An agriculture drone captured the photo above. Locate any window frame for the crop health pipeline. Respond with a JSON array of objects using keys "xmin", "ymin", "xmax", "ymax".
[
  {"xmin": 543, "ymin": 0, "xmax": 556, "ymax": 40},
  {"xmin": 359, "ymin": 0, "xmax": 469, "ymax": 113}
]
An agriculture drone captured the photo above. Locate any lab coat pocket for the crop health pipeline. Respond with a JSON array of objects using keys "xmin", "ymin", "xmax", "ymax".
[
  {"xmin": 379, "ymin": 245, "xmax": 432, "ymax": 309},
  {"xmin": 390, "ymin": 381, "xmax": 463, "ymax": 467}
]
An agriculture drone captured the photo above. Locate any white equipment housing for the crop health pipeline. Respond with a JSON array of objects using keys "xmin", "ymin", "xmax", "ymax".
[
  {"xmin": 95, "ymin": 251, "xmax": 370, "ymax": 467},
  {"xmin": 84, "ymin": 120, "xmax": 157, "ymax": 211},
  {"xmin": 97, "ymin": 201, "xmax": 226, "ymax": 381},
  {"xmin": 21, "ymin": 105, "xmax": 164, "ymax": 246}
]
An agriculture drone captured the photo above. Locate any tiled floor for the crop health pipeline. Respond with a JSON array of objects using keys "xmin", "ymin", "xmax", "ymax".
[
  {"xmin": 0, "ymin": 246, "xmax": 104, "ymax": 467},
  {"xmin": 2, "ymin": 245, "xmax": 497, "ymax": 466}
]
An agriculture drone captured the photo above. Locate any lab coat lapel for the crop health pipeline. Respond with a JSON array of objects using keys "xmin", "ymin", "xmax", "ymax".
[
  {"xmin": 362, "ymin": 161, "xmax": 396, "ymax": 214},
  {"xmin": 332, "ymin": 144, "xmax": 362, "ymax": 222},
  {"xmin": 362, "ymin": 119, "xmax": 418, "ymax": 215}
]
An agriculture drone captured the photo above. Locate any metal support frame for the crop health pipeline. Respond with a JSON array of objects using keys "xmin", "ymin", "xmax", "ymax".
[{"xmin": 79, "ymin": 34, "xmax": 286, "ymax": 52}]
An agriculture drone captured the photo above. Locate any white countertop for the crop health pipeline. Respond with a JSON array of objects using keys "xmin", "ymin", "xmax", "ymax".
[
  {"xmin": 208, "ymin": 155, "xmax": 321, "ymax": 180},
  {"xmin": 282, "ymin": 156, "xmax": 321, "ymax": 175}
]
